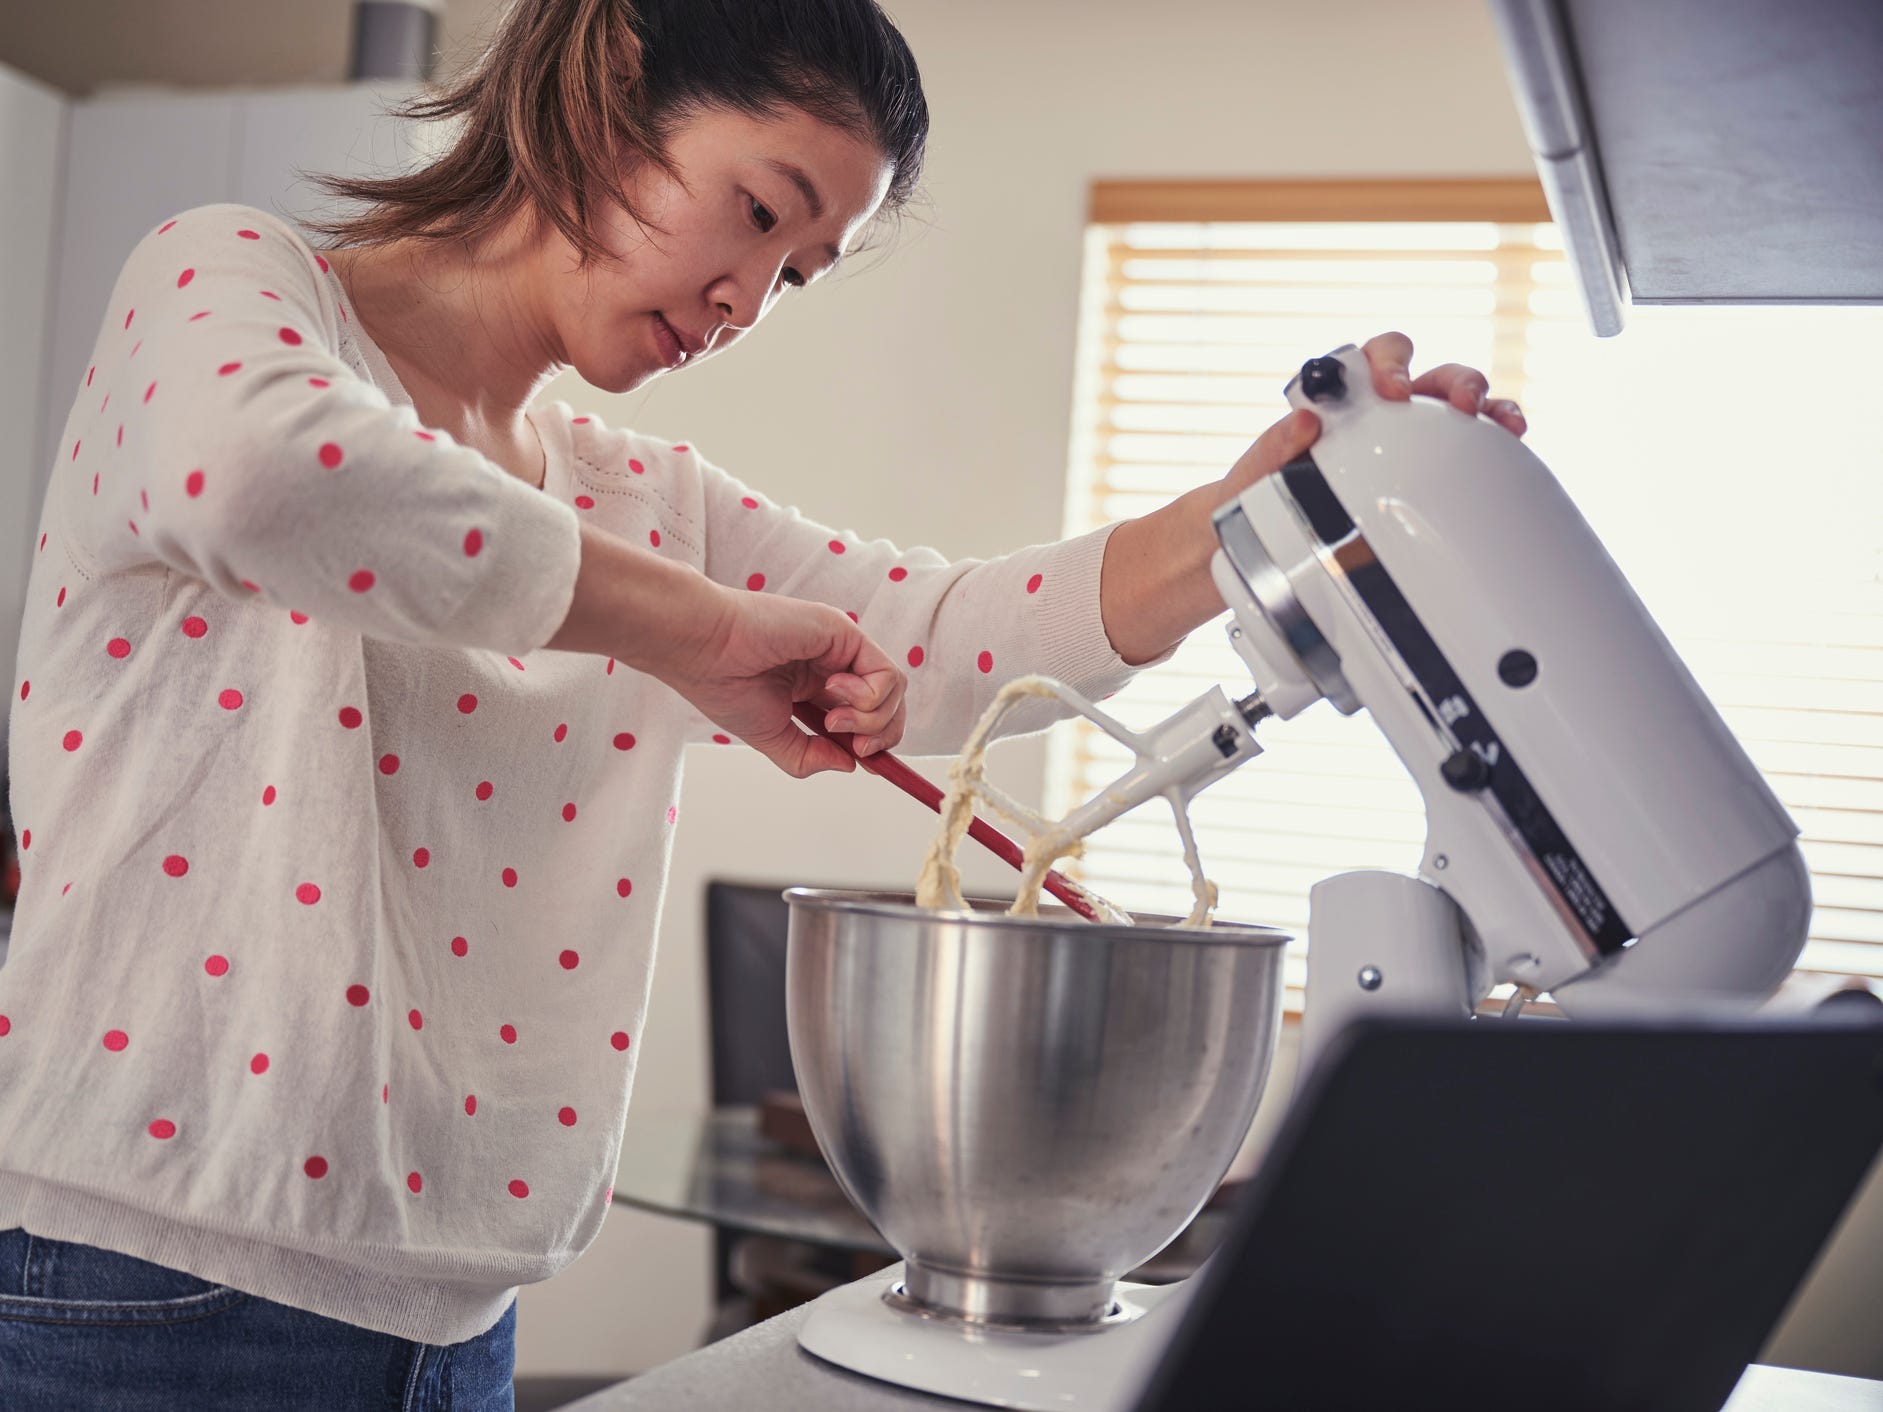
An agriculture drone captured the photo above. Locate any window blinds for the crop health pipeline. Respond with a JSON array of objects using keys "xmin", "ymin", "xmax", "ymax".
[{"xmin": 1050, "ymin": 181, "xmax": 1883, "ymax": 1014}]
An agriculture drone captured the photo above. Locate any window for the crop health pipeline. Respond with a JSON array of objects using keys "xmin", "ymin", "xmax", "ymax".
[{"xmin": 1049, "ymin": 179, "xmax": 1883, "ymax": 1014}]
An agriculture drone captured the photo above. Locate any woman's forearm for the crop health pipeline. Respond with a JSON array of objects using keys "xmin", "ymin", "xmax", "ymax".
[
  {"xmin": 1097, "ymin": 483, "xmax": 1231, "ymax": 667},
  {"xmin": 545, "ymin": 518, "xmax": 729, "ymax": 673}
]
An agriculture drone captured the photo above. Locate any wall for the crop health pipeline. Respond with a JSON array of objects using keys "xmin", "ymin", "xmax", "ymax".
[{"xmin": 0, "ymin": 63, "xmax": 64, "ymax": 781}]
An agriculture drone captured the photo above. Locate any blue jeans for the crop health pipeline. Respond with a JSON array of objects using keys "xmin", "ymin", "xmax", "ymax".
[{"xmin": 0, "ymin": 1228, "xmax": 515, "ymax": 1410}]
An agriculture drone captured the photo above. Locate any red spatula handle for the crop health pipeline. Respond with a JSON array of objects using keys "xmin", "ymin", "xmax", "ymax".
[{"xmin": 791, "ymin": 703, "xmax": 1101, "ymax": 922}]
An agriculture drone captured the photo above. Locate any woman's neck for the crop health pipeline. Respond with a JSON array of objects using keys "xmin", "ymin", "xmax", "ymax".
[{"xmin": 327, "ymin": 227, "xmax": 565, "ymax": 487}]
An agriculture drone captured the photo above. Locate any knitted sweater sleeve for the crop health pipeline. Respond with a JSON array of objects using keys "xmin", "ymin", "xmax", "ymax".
[
  {"xmin": 689, "ymin": 452, "xmax": 1179, "ymax": 756},
  {"xmin": 54, "ymin": 204, "xmax": 581, "ymax": 657}
]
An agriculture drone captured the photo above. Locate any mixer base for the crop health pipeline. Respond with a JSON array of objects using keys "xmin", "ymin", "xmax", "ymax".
[{"xmin": 798, "ymin": 1263, "xmax": 1197, "ymax": 1410}]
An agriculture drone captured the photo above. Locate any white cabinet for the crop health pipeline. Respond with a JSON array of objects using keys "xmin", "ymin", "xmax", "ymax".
[
  {"xmin": 0, "ymin": 62, "xmax": 67, "ymax": 764},
  {"xmin": 1, "ymin": 73, "xmax": 439, "ymax": 727},
  {"xmin": 34, "ymin": 81, "xmax": 439, "ymax": 499}
]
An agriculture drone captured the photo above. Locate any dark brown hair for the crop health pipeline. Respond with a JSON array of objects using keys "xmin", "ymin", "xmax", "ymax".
[{"xmin": 304, "ymin": 0, "xmax": 928, "ymax": 266}]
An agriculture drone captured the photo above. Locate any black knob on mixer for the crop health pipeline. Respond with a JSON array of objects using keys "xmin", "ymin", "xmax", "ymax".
[
  {"xmin": 1440, "ymin": 747, "xmax": 1492, "ymax": 792},
  {"xmin": 1298, "ymin": 356, "xmax": 1347, "ymax": 403}
]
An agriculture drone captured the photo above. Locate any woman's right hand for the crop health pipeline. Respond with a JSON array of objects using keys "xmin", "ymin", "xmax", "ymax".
[{"xmin": 665, "ymin": 582, "xmax": 908, "ymax": 777}]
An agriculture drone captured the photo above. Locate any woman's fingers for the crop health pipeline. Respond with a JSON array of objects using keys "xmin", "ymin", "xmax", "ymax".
[
  {"xmin": 851, "ymin": 695, "xmax": 908, "ymax": 758},
  {"xmin": 1485, "ymin": 397, "xmax": 1527, "ymax": 437},
  {"xmin": 1360, "ymin": 333, "xmax": 1524, "ymax": 437},
  {"xmin": 1361, "ymin": 330, "xmax": 1416, "ymax": 400},
  {"xmin": 816, "ymin": 630, "xmax": 906, "ymax": 751},
  {"xmin": 1220, "ymin": 406, "xmax": 1324, "ymax": 495},
  {"xmin": 1409, "ymin": 362, "xmax": 1491, "ymax": 416}
]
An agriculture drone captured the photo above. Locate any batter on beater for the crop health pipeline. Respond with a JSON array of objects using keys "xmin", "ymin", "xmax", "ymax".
[{"xmin": 917, "ymin": 676, "xmax": 1219, "ymax": 927}]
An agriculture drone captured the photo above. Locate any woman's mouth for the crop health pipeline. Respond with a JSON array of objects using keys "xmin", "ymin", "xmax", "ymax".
[{"xmin": 652, "ymin": 314, "xmax": 688, "ymax": 370}]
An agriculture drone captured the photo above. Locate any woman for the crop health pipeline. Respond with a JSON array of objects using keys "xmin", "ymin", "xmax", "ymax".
[{"xmin": 0, "ymin": 0, "xmax": 1524, "ymax": 1405}]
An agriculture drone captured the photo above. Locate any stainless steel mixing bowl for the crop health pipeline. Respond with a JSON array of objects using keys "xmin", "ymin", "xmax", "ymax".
[{"xmin": 784, "ymin": 888, "xmax": 1290, "ymax": 1330}]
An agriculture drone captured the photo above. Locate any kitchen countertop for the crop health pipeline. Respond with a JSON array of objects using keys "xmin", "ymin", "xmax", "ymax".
[{"xmin": 564, "ymin": 1281, "xmax": 1883, "ymax": 1412}]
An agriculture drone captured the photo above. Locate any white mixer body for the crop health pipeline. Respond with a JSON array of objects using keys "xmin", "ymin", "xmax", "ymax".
[{"xmin": 1210, "ymin": 344, "xmax": 1809, "ymax": 1013}]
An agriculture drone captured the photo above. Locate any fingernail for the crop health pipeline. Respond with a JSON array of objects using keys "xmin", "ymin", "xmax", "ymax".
[{"xmin": 1393, "ymin": 370, "xmax": 1412, "ymax": 388}]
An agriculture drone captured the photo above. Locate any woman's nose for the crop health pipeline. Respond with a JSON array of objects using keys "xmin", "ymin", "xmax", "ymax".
[{"xmin": 711, "ymin": 263, "xmax": 784, "ymax": 331}]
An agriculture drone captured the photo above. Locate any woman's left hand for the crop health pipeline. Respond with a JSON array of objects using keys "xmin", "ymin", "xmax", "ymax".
[
  {"xmin": 1103, "ymin": 332, "xmax": 1526, "ymax": 664},
  {"xmin": 1358, "ymin": 330, "xmax": 1527, "ymax": 435},
  {"xmin": 1217, "ymin": 331, "xmax": 1526, "ymax": 500}
]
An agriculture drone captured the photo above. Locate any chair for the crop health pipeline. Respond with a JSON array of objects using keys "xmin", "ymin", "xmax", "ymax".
[{"xmin": 700, "ymin": 879, "xmax": 890, "ymax": 1340}]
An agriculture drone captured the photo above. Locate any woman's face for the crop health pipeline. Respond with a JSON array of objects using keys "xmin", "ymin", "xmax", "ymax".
[{"xmin": 553, "ymin": 104, "xmax": 894, "ymax": 393}]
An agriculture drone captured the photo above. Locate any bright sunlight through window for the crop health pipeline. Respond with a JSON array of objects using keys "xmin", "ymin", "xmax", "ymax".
[{"xmin": 1050, "ymin": 197, "xmax": 1883, "ymax": 1013}]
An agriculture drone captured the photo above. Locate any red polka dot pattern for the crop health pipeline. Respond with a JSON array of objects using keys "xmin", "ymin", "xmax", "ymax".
[
  {"xmin": 298, "ymin": 883, "xmax": 323, "ymax": 905},
  {"xmin": 149, "ymin": 1119, "xmax": 177, "ymax": 1140},
  {"xmin": 458, "ymin": 694, "xmax": 478, "ymax": 713},
  {"xmin": 182, "ymin": 616, "xmax": 207, "ymax": 638},
  {"xmin": 162, "ymin": 854, "xmax": 189, "ymax": 877},
  {"xmin": 408, "ymin": 1009, "xmax": 423, "ymax": 1030},
  {"xmin": 250, "ymin": 1053, "xmax": 269, "ymax": 1075},
  {"xmin": 304, "ymin": 1156, "xmax": 328, "ymax": 1179},
  {"xmin": 451, "ymin": 936, "xmax": 468, "ymax": 957},
  {"xmin": 978, "ymin": 651, "xmax": 994, "ymax": 673},
  {"xmin": 319, "ymin": 443, "xmax": 343, "ymax": 469},
  {"xmin": 413, "ymin": 848, "xmax": 430, "ymax": 868},
  {"xmin": 501, "ymin": 867, "xmax": 518, "ymax": 888},
  {"xmin": 408, "ymin": 1172, "xmax": 423, "ymax": 1194},
  {"xmin": 107, "ymin": 637, "xmax": 131, "ymax": 659},
  {"xmin": 475, "ymin": 781, "xmax": 493, "ymax": 801},
  {"xmin": 500, "ymin": 1024, "xmax": 518, "ymax": 1044},
  {"xmin": 185, "ymin": 469, "xmax": 206, "ymax": 497},
  {"xmin": 379, "ymin": 754, "xmax": 399, "ymax": 775},
  {"xmin": 463, "ymin": 529, "xmax": 483, "ymax": 557},
  {"xmin": 1027, "ymin": 573, "xmax": 1044, "ymax": 594},
  {"xmin": 558, "ymin": 1107, "xmax": 577, "ymax": 1127},
  {"xmin": 219, "ymin": 688, "xmax": 243, "ymax": 710},
  {"xmin": 346, "ymin": 984, "xmax": 369, "ymax": 1006},
  {"xmin": 612, "ymin": 733, "xmax": 634, "ymax": 751},
  {"xmin": 746, "ymin": 573, "xmax": 766, "ymax": 591},
  {"xmin": 338, "ymin": 707, "xmax": 363, "ymax": 729},
  {"xmin": 465, "ymin": 1094, "xmax": 477, "ymax": 1115},
  {"xmin": 559, "ymin": 950, "xmax": 580, "ymax": 970},
  {"xmin": 574, "ymin": 495, "xmax": 594, "ymax": 510},
  {"xmin": 279, "ymin": 327, "xmax": 302, "ymax": 346},
  {"xmin": 616, "ymin": 878, "xmax": 632, "ymax": 898},
  {"xmin": 509, "ymin": 1179, "xmax": 530, "ymax": 1199},
  {"xmin": 888, "ymin": 566, "xmax": 908, "ymax": 582},
  {"xmin": 611, "ymin": 1031, "xmax": 631, "ymax": 1052},
  {"xmin": 261, "ymin": 785, "xmax": 276, "ymax": 805},
  {"xmin": 205, "ymin": 955, "xmax": 229, "ymax": 977},
  {"xmin": 908, "ymin": 647, "xmax": 925, "ymax": 668},
  {"xmin": 103, "ymin": 1030, "xmax": 128, "ymax": 1052}
]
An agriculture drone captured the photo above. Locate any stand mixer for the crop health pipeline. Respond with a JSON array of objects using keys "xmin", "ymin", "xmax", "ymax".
[{"xmin": 786, "ymin": 342, "xmax": 1813, "ymax": 1410}]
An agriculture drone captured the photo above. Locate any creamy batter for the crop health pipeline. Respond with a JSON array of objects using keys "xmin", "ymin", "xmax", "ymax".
[{"xmin": 918, "ymin": 676, "xmax": 1219, "ymax": 927}]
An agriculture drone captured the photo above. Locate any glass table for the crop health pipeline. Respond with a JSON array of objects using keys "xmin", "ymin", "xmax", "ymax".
[{"xmin": 610, "ymin": 1106, "xmax": 1233, "ymax": 1282}]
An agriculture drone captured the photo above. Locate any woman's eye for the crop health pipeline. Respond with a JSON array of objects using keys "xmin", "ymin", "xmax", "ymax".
[{"xmin": 749, "ymin": 196, "xmax": 776, "ymax": 233}]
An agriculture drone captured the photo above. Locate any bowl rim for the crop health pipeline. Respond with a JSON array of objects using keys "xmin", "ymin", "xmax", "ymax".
[{"xmin": 782, "ymin": 886, "xmax": 1293, "ymax": 948}]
